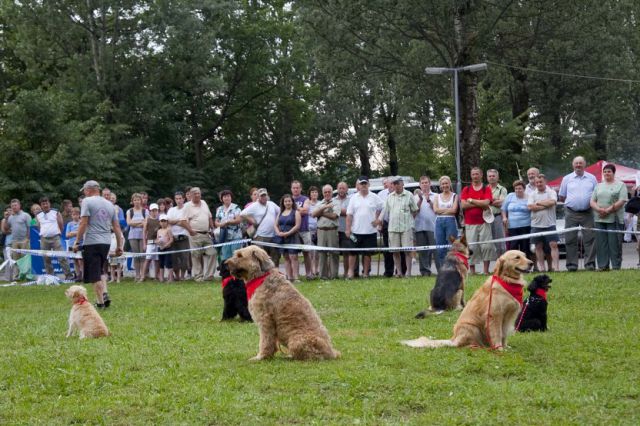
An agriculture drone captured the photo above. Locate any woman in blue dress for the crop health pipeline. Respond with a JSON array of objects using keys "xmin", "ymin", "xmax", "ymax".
[{"xmin": 275, "ymin": 194, "xmax": 302, "ymax": 282}]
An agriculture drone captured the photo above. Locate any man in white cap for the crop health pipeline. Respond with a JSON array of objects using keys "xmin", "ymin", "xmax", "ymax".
[
  {"xmin": 74, "ymin": 180, "xmax": 123, "ymax": 308},
  {"xmin": 380, "ymin": 176, "xmax": 418, "ymax": 277},
  {"xmin": 241, "ymin": 188, "xmax": 281, "ymax": 266}
]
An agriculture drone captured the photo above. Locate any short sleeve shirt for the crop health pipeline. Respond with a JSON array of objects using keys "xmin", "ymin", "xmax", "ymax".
[
  {"xmin": 502, "ymin": 193, "xmax": 531, "ymax": 228},
  {"xmin": 347, "ymin": 192, "xmax": 383, "ymax": 235},
  {"xmin": 461, "ymin": 185, "xmax": 493, "ymax": 225},
  {"xmin": 384, "ymin": 190, "xmax": 418, "ymax": 233},
  {"xmin": 182, "ymin": 200, "xmax": 212, "ymax": 233},
  {"xmin": 241, "ymin": 201, "xmax": 280, "ymax": 238},
  {"xmin": 591, "ymin": 181, "xmax": 627, "ymax": 223},
  {"xmin": 559, "ymin": 172, "xmax": 597, "ymax": 211},
  {"xmin": 527, "ymin": 187, "xmax": 557, "ymax": 228},
  {"xmin": 7, "ymin": 211, "xmax": 31, "ymax": 240},
  {"xmin": 81, "ymin": 195, "xmax": 117, "ymax": 246}
]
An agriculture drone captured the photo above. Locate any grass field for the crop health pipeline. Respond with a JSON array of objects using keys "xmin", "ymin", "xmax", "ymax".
[{"xmin": 1, "ymin": 271, "xmax": 640, "ymax": 425}]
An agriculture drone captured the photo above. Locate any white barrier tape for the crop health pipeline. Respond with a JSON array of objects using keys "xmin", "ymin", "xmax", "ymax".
[
  {"xmin": 8, "ymin": 239, "xmax": 252, "ymax": 260},
  {"xmin": 5, "ymin": 226, "xmax": 635, "ymax": 260},
  {"xmin": 251, "ymin": 240, "xmax": 450, "ymax": 253},
  {"xmin": 581, "ymin": 227, "xmax": 638, "ymax": 235},
  {"xmin": 466, "ymin": 226, "xmax": 582, "ymax": 246}
]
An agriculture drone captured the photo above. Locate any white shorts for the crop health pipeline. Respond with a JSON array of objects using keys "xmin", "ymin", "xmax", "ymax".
[{"xmin": 145, "ymin": 242, "xmax": 159, "ymax": 260}]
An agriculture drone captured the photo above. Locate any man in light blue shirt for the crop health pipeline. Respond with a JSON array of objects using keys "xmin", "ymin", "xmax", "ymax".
[{"xmin": 558, "ymin": 156, "xmax": 597, "ymax": 271}]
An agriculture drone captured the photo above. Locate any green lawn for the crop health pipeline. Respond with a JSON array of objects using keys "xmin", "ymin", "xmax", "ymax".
[{"xmin": 1, "ymin": 271, "xmax": 639, "ymax": 425}]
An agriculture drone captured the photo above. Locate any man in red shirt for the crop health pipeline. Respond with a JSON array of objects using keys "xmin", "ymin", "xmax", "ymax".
[{"xmin": 461, "ymin": 167, "xmax": 497, "ymax": 274}]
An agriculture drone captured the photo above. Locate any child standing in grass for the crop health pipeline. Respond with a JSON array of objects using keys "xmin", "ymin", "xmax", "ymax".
[
  {"xmin": 108, "ymin": 231, "xmax": 124, "ymax": 283},
  {"xmin": 156, "ymin": 214, "xmax": 174, "ymax": 282},
  {"xmin": 65, "ymin": 207, "xmax": 83, "ymax": 282}
]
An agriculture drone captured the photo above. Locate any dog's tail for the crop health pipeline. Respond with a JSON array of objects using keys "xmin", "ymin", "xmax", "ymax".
[
  {"xmin": 400, "ymin": 336, "xmax": 457, "ymax": 348},
  {"xmin": 414, "ymin": 309, "xmax": 444, "ymax": 319}
]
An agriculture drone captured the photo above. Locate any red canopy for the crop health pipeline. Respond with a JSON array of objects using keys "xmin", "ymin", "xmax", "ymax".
[{"xmin": 547, "ymin": 160, "xmax": 639, "ymax": 192}]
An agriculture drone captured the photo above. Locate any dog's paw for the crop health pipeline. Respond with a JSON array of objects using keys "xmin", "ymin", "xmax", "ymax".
[{"xmin": 249, "ymin": 355, "xmax": 266, "ymax": 361}]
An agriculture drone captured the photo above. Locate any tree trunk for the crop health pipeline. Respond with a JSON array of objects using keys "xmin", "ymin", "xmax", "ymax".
[
  {"xmin": 459, "ymin": 72, "xmax": 481, "ymax": 183},
  {"xmin": 454, "ymin": 0, "xmax": 482, "ymax": 185},
  {"xmin": 593, "ymin": 121, "xmax": 607, "ymax": 160},
  {"xmin": 380, "ymin": 103, "xmax": 398, "ymax": 176}
]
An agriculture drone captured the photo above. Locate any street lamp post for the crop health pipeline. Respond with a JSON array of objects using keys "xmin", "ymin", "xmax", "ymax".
[{"xmin": 425, "ymin": 63, "xmax": 488, "ymax": 194}]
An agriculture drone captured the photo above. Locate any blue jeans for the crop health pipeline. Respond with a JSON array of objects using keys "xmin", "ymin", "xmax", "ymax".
[{"xmin": 435, "ymin": 216, "xmax": 458, "ymax": 264}]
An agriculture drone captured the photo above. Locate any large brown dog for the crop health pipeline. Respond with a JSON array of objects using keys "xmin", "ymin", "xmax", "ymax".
[
  {"xmin": 402, "ymin": 250, "xmax": 532, "ymax": 350},
  {"xmin": 225, "ymin": 245, "xmax": 340, "ymax": 361}
]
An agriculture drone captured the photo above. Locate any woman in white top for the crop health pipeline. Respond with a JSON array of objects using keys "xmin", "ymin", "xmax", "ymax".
[
  {"xmin": 306, "ymin": 186, "xmax": 320, "ymax": 277},
  {"xmin": 433, "ymin": 176, "xmax": 459, "ymax": 265}
]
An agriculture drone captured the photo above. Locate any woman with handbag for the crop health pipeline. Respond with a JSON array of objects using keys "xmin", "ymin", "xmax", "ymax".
[
  {"xmin": 590, "ymin": 164, "xmax": 628, "ymax": 270},
  {"xmin": 275, "ymin": 194, "xmax": 302, "ymax": 282}
]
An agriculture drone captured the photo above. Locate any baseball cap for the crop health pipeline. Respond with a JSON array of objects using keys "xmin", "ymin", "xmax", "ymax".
[
  {"xmin": 257, "ymin": 188, "xmax": 268, "ymax": 196},
  {"xmin": 79, "ymin": 180, "xmax": 100, "ymax": 192},
  {"xmin": 149, "ymin": 203, "xmax": 159, "ymax": 210},
  {"xmin": 357, "ymin": 176, "xmax": 369, "ymax": 184},
  {"xmin": 159, "ymin": 214, "xmax": 168, "ymax": 221},
  {"xmin": 391, "ymin": 176, "xmax": 404, "ymax": 184}
]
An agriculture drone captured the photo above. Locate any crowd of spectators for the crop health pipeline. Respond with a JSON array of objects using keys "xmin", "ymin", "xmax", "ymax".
[{"xmin": 1, "ymin": 155, "xmax": 639, "ymax": 282}]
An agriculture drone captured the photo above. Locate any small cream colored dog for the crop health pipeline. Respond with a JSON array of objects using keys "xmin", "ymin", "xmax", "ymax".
[{"xmin": 65, "ymin": 285, "xmax": 110, "ymax": 339}]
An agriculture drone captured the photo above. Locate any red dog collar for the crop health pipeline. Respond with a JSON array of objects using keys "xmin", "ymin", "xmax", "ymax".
[
  {"xmin": 534, "ymin": 288, "xmax": 548, "ymax": 301},
  {"xmin": 245, "ymin": 272, "xmax": 271, "ymax": 300},
  {"xmin": 492, "ymin": 275, "xmax": 523, "ymax": 307},
  {"xmin": 75, "ymin": 296, "xmax": 88, "ymax": 305}
]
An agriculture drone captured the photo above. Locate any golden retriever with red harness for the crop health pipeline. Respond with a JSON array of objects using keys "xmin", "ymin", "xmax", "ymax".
[{"xmin": 402, "ymin": 250, "xmax": 532, "ymax": 350}]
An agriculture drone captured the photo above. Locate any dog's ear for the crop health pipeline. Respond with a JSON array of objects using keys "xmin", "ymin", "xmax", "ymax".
[
  {"xmin": 460, "ymin": 234, "xmax": 467, "ymax": 245},
  {"xmin": 494, "ymin": 256, "xmax": 504, "ymax": 277},
  {"xmin": 449, "ymin": 235, "xmax": 456, "ymax": 244},
  {"xmin": 253, "ymin": 247, "xmax": 275, "ymax": 272}
]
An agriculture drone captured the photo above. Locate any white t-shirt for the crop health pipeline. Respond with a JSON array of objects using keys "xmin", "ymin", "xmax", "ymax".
[
  {"xmin": 167, "ymin": 205, "xmax": 188, "ymax": 236},
  {"xmin": 241, "ymin": 201, "xmax": 280, "ymax": 238},
  {"xmin": 347, "ymin": 192, "xmax": 383, "ymax": 235},
  {"xmin": 527, "ymin": 187, "xmax": 557, "ymax": 228}
]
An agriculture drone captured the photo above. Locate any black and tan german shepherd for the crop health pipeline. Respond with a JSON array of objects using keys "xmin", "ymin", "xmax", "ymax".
[{"xmin": 415, "ymin": 235, "xmax": 471, "ymax": 318}]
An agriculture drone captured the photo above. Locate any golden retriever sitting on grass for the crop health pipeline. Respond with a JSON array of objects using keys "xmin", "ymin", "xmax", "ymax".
[
  {"xmin": 225, "ymin": 245, "xmax": 340, "ymax": 361},
  {"xmin": 65, "ymin": 285, "xmax": 110, "ymax": 339},
  {"xmin": 402, "ymin": 250, "xmax": 532, "ymax": 350}
]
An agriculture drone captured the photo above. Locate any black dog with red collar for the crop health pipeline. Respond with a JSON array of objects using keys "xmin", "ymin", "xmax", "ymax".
[
  {"xmin": 516, "ymin": 274, "xmax": 552, "ymax": 332},
  {"xmin": 219, "ymin": 262, "xmax": 252, "ymax": 322}
]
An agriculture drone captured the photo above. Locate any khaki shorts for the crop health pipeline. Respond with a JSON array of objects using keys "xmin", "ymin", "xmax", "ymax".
[
  {"xmin": 388, "ymin": 230, "xmax": 413, "ymax": 248},
  {"xmin": 465, "ymin": 223, "xmax": 497, "ymax": 264},
  {"xmin": 299, "ymin": 231, "xmax": 313, "ymax": 251}
]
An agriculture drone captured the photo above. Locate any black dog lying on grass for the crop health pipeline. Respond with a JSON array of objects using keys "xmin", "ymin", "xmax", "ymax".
[
  {"xmin": 219, "ymin": 262, "xmax": 252, "ymax": 322},
  {"xmin": 516, "ymin": 274, "xmax": 552, "ymax": 332}
]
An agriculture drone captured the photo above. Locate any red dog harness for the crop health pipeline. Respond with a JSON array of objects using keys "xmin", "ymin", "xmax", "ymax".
[
  {"xmin": 245, "ymin": 272, "xmax": 271, "ymax": 300},
  {"xmin": 483, "ymin": 275, "xmax": 524, "ymax": 350},
  {"xmin": 221, "ymin": 277, "xmax": 233, "ymax": 289},
  {"xmin": 454, "ymin": 252, "xmax": 469, "ymax": 269},
  {"xmin": 491, "ymin": 275, "xmax": 524, "ymax": 307}
]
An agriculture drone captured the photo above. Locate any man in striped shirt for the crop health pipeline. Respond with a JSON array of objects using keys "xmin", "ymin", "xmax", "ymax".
[{"xmin": 380, "ymin": 176, "xmax": 419, "ymax": 277}]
